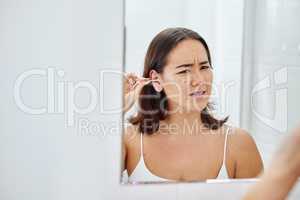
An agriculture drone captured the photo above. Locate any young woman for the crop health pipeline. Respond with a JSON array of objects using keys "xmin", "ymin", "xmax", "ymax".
[{"xmin": 122, "ymin": 27, "xmax": 263, "ymax": 182}]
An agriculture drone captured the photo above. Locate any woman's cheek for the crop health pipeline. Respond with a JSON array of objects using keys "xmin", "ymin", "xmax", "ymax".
[
  {"xmin": 163, "ymin": 83, "xmax": 179, "ymax": 98},
  {"xmin": 173, "ymin": 78, "xmax": 187, "ymax": 94},
  {"xmin": 205, "ymin": 81, "xmax": 212, "ymax": 97},
  {"xmin": 205, "ymin": 72, "xmax": 213, "ymax": 88},
  {"xmin": 165, "ymin": 82, "xmax": 186, "ymax": 103}
]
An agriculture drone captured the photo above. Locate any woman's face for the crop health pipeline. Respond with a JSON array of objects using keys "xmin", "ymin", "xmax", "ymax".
[{"xmin": 158, "ymin": 39, "xmax": 213, "ymax": 113}]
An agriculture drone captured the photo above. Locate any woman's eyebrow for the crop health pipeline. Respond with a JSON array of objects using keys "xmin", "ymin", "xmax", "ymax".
[{"xmin": 175, "ymin": 61, "xmax": 209, "ymax": 69}]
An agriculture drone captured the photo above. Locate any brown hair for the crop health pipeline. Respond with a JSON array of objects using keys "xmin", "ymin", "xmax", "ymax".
[{"xmin": 129, "ymin": 27, "xmax": 228, "ymax": 134}]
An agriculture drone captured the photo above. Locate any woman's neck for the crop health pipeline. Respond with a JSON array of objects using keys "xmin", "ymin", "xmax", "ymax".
[{"xmin": 160, "ymin": 111, "xmax": 206, "ymax": 137}]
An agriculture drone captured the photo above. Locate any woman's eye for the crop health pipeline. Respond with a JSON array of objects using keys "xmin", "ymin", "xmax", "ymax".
[
  {"xmin": 200, "ymin": 66, "xmax": 210, "ymax": 70},
  {"xmin": 177, "ymin": 70, "xmax": 190, "ymax": 74}
]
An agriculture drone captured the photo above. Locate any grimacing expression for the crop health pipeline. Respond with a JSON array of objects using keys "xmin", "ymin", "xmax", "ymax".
[{"xmin": 157, "ymin": 39, "xmax": 213, "ymax": 113}]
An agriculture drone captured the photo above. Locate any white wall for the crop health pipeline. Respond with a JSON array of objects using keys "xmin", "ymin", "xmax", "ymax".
[
  {"xmin": 240, "ymin": 0, "xmax": 300, "ymax": 166},
  {"xmin": 0, "ymin": 0, "xmax": 124, "ymax": 199}
]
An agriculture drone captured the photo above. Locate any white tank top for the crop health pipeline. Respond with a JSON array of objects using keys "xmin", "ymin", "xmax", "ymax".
[{"xmin": 127, "ymin": 126, "xmax": 231, "ymax": 183}]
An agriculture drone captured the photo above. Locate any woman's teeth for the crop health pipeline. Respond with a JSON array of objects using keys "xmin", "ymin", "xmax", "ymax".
[{"xmin": 190, "ymin": 91, "xmax": 206, "ymax": 97}]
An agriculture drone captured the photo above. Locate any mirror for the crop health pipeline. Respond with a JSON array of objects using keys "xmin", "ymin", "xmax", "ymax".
[{"xmin": 121, "ymin": 0, "xmax": 300, "ymax": 184}]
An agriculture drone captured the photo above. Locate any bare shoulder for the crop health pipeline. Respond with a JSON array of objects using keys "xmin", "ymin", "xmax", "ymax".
[
  {"xmin": 123, "ymin": 124, "xmax": 140, "ymax": 149},
  {"xmin": 228, "ymin": 126, "xmax": 258, "ymax": 151},
  {"xmin": 227, "ymin": 126, "xmax": 264, "ymax": 177},
  {"xmin": 122, "ymin": 124, "xmax": 140, "ymax": 171}
]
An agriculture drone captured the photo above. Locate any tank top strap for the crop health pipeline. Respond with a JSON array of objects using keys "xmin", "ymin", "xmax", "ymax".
[
  {"xmin": 222, "ymin": 126, "xmax": 230, "ymax": 165},
  {"xmin": 140, "ymin": 133, "xmax": 144, "ymax": 157}
]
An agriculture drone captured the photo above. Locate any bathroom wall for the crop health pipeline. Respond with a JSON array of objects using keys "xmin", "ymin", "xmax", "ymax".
[
  {"xmin": 0, "ymin": 0, "xmax": 124, "ymax": 199},
  {"xmin": 240, "ymin": 0, "xmax": 300, "ymax": 166}
]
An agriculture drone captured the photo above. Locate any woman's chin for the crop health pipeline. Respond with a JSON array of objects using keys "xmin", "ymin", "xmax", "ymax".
[
  {"xmin": 191, "ymin": 100, "xmax": 209, "ymax": 111},
  {"xmin": 185, "ymin": 104, "xmax": 207, "ymax": 113}
]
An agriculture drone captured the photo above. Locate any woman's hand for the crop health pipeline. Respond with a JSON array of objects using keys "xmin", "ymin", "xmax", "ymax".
[{"xmin": 123, "ymin": 73, "xmax": 151, "ymax": 113}]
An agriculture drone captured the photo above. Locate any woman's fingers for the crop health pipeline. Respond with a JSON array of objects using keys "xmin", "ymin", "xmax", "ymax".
[
  {"xmin": 123, "ymin": 73, "xmax": 152, "ymax": 112},
  {"xmin": 124, "ymin": 73, "xmax": 138, "ymax": 93},
  {"xmin": 126, "ymin": 74, "xmax": 150, "ymax": 92},
  {"xmin": 132, "ymin": 78, "xmax": 151, "ymax": 90}
]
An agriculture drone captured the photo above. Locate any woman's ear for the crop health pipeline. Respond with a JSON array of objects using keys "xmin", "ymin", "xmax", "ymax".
[{"xmin": 149, "ymin": 70, "xmax": 163, "ymax": 92}]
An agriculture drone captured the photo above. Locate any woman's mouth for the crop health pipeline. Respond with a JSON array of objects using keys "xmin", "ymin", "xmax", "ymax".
[{"xmin": 190, "ymin": 90, "xmax": 206, "ymax": 98}]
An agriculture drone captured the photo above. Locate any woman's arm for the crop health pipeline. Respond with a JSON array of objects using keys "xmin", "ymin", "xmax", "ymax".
[
  {"xmin": 121, "ymin": 133, "xmax": 127, "ymax": 172},
  {"xmin": 243, "ymin": 126, "xmax": 300, "ymax": 200},
  {"xmin": 243, "ymin": 167, "xmax": 298, "ymax": 200},
  {"xmin": 231, "ymin": 128, "xmax": 264, "ymax": 178},
  {"xmin": 122, "ymin": 125, "xmax": 138, "ymax": 172}
]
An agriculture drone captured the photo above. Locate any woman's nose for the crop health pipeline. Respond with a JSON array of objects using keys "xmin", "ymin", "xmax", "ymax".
[{"xmin": 190, "ymin": 70, "xmax": 204, "ymax": 86}]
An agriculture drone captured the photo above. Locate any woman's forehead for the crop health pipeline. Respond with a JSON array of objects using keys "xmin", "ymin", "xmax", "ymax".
[{"xmin": 166, "ymin": 39, "xmax": 208, "ymax": 65}]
